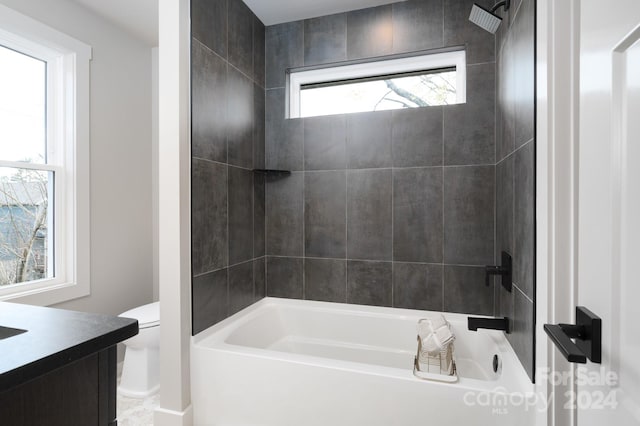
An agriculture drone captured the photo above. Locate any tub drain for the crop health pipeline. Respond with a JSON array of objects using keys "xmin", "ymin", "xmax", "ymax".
[{"xmin": 492, "ymin": 354, "xmax": 501, "ymax": 374}]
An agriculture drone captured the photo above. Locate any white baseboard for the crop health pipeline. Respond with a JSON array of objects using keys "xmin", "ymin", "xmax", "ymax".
[{"xmin": 154, "ymin": 405, "xmax": 193, "ymax": 426}]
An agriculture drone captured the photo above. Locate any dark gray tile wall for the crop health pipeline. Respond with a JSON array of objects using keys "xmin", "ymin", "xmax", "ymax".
[
  {"xmin": 192, "ymin": 40, "xmax": 227, "ymax": 163},
  {"xmin": 192, "ymin": 269, "xmax": 228, "ymax": 334},
  {"xmin": 443, "ymin": 63, "xmax": 496, "ymax": 165},
  {"xmin": 394, "ymin": 263, "xmax": 443, "ymax": 311},
  {"xmin": 304, "ymin": 14, "xmax": 347, "ymax": 65},
  {"xmin": 254, "ymin": 257, "xmax": 266, "ymax": 299},
  {"xmin": 228, "ymin": 260, "xmax": 254, "ymax": 315},
  {"xmin": 304, "ymin": 258, "xmax": 346, "ymax": 302},
  {"xmin": 346, "ymin": 6, "xmax": 393, "ymax": 60},
  {"xmin": 266, "ymin": 256, "xmax": 303, "ymax": 299},
  {"xmin": 444, "ymin": 266, "xmax": 494, "ymax": 315},
  {"xmin": 393, "ymin": 167, "xmax": 443, "ymax": 263},
  {"xmin": 346, "ymin": 169, "xmax": 393, "ymax": 261},
  {"xmin": 265, "ymin": 89, "xmax": 303, "ymax": 170},
  {"xmin": 391, "ymin": 107, "xmax": 443, "ymax": 167},
  {"xmin": 190, "ymin": 0, "xmax": 535, "ymax": 383},
  {"xmin": 192, "ymin": 159, "xmax": 228, "ymax": 275},
  {"xmin": 265, "ymin": 21, "xmax": 303, "ymax": 89},
  {"xmin": 444, "ymin": 0, "xmax": 495, "ymax": 64},
  {"xmin": 264, "ymin": 0, "xmax": 499, "ymax": 316},
  {"xmin": 304, "ymin": 171, "xmax": 346, "ymax": 258},
  {"xmin": 304, "ymin": 115, "xmax": 347, "ymax": 170},
  {"xmin": 346, "ymin": 111, "xmax": 393, "ymax": 169},
  {"xmin": 265, "ymin": 173, "xmax": 303, "ymax": 256},
  {"xmin": 443, "ymin": 166, "xmax": 495, "ymax": 265},
  {"xmin": 191, "ymin": 0, "xmax": 266, "ymax": 334},
  {"xmin": 228, "ymin": 167, "xmax": 254, "ymax": 264},
  {"xmin": 347, "ymin": 261, "xmax": 393, "ymax": 307},
  {"xmin": 495, "ymin": 0, "xmax": 536, "ymax": 381},
  {"xmin": 392, "ymin": 0, "xmax": 443, "ymax": 53},
  {"xmin": 227, "ymin": 67, "xmax": 254, "ymax": 169}
]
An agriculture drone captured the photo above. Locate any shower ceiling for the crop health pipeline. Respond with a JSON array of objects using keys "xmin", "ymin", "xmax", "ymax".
[{"xmin": 243, "ymin": 0, "xmax": 407, "ymax": 25}]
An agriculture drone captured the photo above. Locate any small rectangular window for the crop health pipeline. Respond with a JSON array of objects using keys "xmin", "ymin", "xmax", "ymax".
[{"xmin": 288, "ymin": 49, "xmax": 466, "ymax": 119}]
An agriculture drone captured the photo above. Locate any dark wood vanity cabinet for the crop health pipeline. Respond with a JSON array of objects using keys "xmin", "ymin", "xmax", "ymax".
[
  {"xmin": 0, "ymin": 346, "xmax": 118, "ymax": 425},
  {"xmin": 0, "ymin": 302, "xmax": 138, "ymax": 426}
]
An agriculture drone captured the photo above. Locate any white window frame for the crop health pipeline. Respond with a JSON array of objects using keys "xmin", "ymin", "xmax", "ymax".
[
  {"xmin": 0, "ymin": 4, "xmax": 91, "ymax": 305},
  {"xmin": 288, "ymin": 49, "xmax": 467, "ymax": 119}
]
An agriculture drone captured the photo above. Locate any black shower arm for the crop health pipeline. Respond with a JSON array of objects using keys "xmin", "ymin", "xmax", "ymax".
[{"xmin": 490, "ymin": 0, "xmax": 511, "ymax": 13}]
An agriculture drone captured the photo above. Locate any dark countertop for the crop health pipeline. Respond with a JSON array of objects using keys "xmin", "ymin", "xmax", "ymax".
[{"xmin": 0, "ymin": 302, "xmax": 138, "ymax": 392}]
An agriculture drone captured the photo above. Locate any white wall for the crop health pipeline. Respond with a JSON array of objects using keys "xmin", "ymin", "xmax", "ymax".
[
  {"xmin": 0, "ymin": 0, "xmax": 155, "ymax": 315},
  {"xmin": 152, "ymin": 46, "xmax": 160, "ymax": 302}
]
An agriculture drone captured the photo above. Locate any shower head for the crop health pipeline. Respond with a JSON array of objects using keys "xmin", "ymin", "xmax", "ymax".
[
  {"xmin": 469, "ymin": 4, "xmax": 501, "ymax": 33},
  {"xmin": 469, "ymin": 0, "xmax": 510, "ymax": 34}
]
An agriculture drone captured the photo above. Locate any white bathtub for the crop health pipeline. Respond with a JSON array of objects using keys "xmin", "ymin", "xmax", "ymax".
[{"xmin": 191, "ymin": 298, "xmax": 535, "ymax": 426}]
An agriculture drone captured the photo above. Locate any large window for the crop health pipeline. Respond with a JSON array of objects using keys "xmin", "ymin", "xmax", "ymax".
[
  {"xmin": 288, "ymin": 49, "xmax": 466, "ymax": 118},
  {"xmin": 0, "ymin": 4, "xmax": 91, "ymax": 304}
]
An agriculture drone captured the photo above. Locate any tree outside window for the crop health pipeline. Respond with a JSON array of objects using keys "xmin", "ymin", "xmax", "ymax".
[{"xmin": 0, "ymin": 170, "xmax": 49, "ymax": 285}]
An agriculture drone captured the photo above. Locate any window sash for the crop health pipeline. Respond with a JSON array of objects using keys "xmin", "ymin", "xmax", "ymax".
[{"xmin": 0, "ymin": 164, "xmax": 65, "ymax": 295}]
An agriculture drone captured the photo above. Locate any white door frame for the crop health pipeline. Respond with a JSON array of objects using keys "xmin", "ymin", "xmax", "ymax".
[{"xmin": 536, "ymin": 0, "xmax": 581, "ymax": 425}]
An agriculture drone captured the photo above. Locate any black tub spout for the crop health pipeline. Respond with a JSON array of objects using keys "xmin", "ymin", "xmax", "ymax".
[{"xmin": 468, "ymin": 316, "xmax": 510, "ymax": 333}]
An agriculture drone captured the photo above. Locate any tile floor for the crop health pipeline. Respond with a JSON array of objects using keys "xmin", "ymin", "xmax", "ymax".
[{"xmin": 116, "ymin": 379, "xmax": 159, "ymax": 425}]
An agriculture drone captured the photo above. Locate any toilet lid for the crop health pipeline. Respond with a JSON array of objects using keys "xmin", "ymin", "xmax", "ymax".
[{"xmin": 119, "ymin": 301, "xmax": 159, "ymax": 328}]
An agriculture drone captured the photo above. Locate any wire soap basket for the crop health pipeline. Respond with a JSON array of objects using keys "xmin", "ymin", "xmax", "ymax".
[{"xmin": 413, "ymin": 320, "xmax": 458, "ymax": 383}]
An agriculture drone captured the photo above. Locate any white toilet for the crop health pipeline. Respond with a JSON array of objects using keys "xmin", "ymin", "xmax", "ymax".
[{"xmin": 118, "ymin": 301, "xmax": 160, "ymax": 398}]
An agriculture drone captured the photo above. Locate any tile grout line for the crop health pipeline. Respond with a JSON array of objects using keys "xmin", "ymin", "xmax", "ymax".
[
  {"xmin": 251, "ymin": 19, "xmax": 257, "ymax": 301},
  {"xmin": 195, "ymin": 255, "xmax": 267, "ymax": 279},
  {"xmin": 514, "ymin": 282, "xmax": 534, "ymax": 304},
  {"xmin": 225, "ymin": 162, "xmax": 230, "ymax": 314},
  {"xmin": 345, "ymin": 118, "xmax": 350, "ymax": 303},
  {"xmin": 252, "ymin": 165, "xmax": 256, "ymax": 301},
  {"xmin": 299, "ymin": 17, "xmax": 306, "ymax": 299},
  {"xmin": 345, "ymin": 167, "xmax": 349, "ymax": 303},
  {"xmin": 441, "ymin": 0, "xmax": 445, "ymax": 47},
  {"xmin": 441, "ymin": 105, "xmax": 446, "ymax": 311},
  {"xmin": 390, "ymin": 108, "xmax": 394, "ymax": 308},
  {"xmin": 225, "ymin": 4, "xmax": 230, "ymax": 317},
  {"xmin": 390, "ymin": 3, "xmax": 395, "ymax": 53},
  {"xmin": 262, "ymin": 22, "xmax": 267, "ymax": 297},
  {"xmin": 302, "ymin": 116, "xmax": 306, "ymax": 301},
  {"xmin": 511, "ymin": 95, "xmax": 517, "ymax": 319},
  {"xmin": 391, "ymin": 165, "xmax": 394, "ymax": 308},
  {"xmin": 301, "ymin": 22, "xmax": 306, "ymax": 304},
  {"xmin": 265, "ymin": 179, "xmax": 269, "ymax": 296},
  {"xmin": 496, "ymin": 17, "xmax": 503, "ymax": 318},
  {"xmin": 284, "ymin": 163, "xmax": 500, "ymax": 173},
  {"xmin": 497, "ymin": 136, "xmax": 534, "ymax": 166},
  {"xmin": 494, "ymin": 157, "xmax": 498, "ymax": 317}
]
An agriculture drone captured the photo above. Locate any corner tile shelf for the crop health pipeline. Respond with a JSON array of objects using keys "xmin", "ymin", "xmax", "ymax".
[{"xmin": 252, "ymin": 169, "xmax": 291, "ymax": 177}]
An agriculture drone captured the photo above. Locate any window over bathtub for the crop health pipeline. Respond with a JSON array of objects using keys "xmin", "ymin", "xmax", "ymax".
[
  {"xmin": 0, "ymin": 4, "xmax": 91, "ymax": 305},
  {"xmin": 287, "ymin": 48, "xmax": 466, "ymax": 119}
]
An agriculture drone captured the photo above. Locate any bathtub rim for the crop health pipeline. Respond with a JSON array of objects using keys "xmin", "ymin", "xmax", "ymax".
[{"xmin": 191, "ymin": 297, "xmax": 534, "ymax": 393}]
